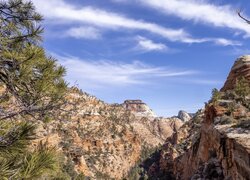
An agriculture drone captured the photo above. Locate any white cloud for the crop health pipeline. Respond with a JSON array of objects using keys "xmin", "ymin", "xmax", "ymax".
[
  {"xmin": 136, "ymin": 36, "xmax": 167, "ymax": 51},
  {"xmin": 65, "ymin": 26, "xmax": 102, "ymax": 39},
  {"xmin": 212, "ymin": 38, "xmax": 241, "ymax": 46},
  {"xmin": 31, "ymin": 0, "xmax": 241, "ymax": 46},
  {"xmin": 189, "ymin": 37, "xmax": 242, "ymax": 46},
  {"xmin": 138, "ymin": 0, "xmax": 250, "ymax": 36},
  {"xmin": 53, "ymin": 53, "xmax": 197, "ymax": 88},
  {"xmin": 32, "ymin": 0, "xmax": 212, "ymax": 43}
]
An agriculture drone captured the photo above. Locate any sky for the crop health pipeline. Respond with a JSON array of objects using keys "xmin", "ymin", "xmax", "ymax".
[{"xmin": 31, "ymin": 0, "xmax": 250, "ymax": 116}]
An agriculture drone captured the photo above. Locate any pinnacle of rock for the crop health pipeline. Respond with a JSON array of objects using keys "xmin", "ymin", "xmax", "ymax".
[{"xmin": 221, "ymin": 55, "xmax": 250, "ymax": 91}]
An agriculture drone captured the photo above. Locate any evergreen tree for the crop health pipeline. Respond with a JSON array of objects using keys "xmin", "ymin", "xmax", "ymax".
[
  {"xmin": 235, "ymin": 78, "xmax": 250, "ymax": 98},
  {"xmin": 0, "ymin": 122, "xmax": 60, "ymax": 179},
  {"xmin": 0, "ymin": 0, "xmax": 68, "ymax": 178},
  {"xmin": 0, "ymin": 0, "xmax": 67, "ymax": 120},
  {"xmin": 211, "ymin": 88, "xmax": 222, "ymax": 104}
]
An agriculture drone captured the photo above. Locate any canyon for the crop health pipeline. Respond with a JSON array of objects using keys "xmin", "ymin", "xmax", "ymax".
[{"xmin": 1, "ymin": 55, "xmax": 249, "ymax": 179}]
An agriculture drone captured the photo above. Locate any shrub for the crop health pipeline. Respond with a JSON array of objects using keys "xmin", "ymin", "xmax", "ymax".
[
  {"xmin": 211, "ymin": 88, "xmax": 222, "ymax": 103},
  {"xmin": 235, "ymin": 78, "xmax": 250, "ymax": 97}
]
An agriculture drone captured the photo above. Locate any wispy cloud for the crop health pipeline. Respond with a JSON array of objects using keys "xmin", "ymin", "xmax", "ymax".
[
  {"xmin": 32, "ymin": 0, "xmax": 225, "ymax": 44},
  {"xmin": 65, "ymin": 26, "xmax": 102, "ymax": 39},
  {"xmin": 52, "ymin": 53, "xmax": 197, "ymax": 88},
  {"xmin": 212, "ymin": 38, "xmax": 242, "ymax": 46},
  {"xmin": 138, "ymin": 0, "xmax": 250, "ymax": 36},
  {"xmin": 184, "ymin": 79, "xmax": 223, "ymax": 85},
  {"xmin": 136, "ymin": 36, "xmax": 168, "ymax": 52}
]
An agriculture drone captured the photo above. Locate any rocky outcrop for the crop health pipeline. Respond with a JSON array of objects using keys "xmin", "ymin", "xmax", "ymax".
[
  {"xmin": 178, "ymin": 110, "xmax": 192, "ymax": 122},
  {"xmin": 143, "ymin": 103, "xmax": 250, "ymax": 180},
  {"xmin": 122, "ymin": 100, "xmax": 157, "ymax": 118},
  {"xmin": 130, "ymin": 117, "xmax": 183, "ymax": 146},
  {"xmin": 221, "ymin": 55, "xmax": 250, "ymax": 91},
  {"xmin": 142, "ymin": 55, "xmax": 250, "ymax": 180},
  {"xmin": 173, "ymin": 104, "xmax": 250, "ymax": 180}
]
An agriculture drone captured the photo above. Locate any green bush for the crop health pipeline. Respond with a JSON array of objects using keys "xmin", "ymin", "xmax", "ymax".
[
  {"xmin": 235, "ymin": 78, "xmax": 250, "ymax": 98},
  {"xmin": 211, "ymin": 88, "xmax": 222, "ymax": 103}
]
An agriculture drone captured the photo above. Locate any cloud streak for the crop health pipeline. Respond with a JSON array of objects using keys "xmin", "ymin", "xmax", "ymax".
[
  {"xmin": 53, "ymin": 53, "xmax": 197, "ymax": 88},
  {"xmin": 65, "ymin": 26, "xmax": 102, "ymax": 39},
  {"xmin": 138, "ymin": 0, "xmax": 250, "ymax": 36},
  {"xmin": 32, "ymin": 0, "xmax": 232, "ymax": 44},
  {"xmin": 136, "ymin": 36, "xmax": 168, "ymax": 52}
]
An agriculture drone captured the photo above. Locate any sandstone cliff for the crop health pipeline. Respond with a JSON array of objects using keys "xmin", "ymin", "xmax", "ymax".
[
  {"xmin": 140, "ymin": 55, "xmax": 250, "ymax": 180},
  {"xmin": 29, "ymin": 88, "xmax": 183, "ymax": 179},
  {"xmin": 122, "ymin": 100, "xmax": 157, "ymax": 118},
  {"xmin": 0, "ymin": 83, "xmax": 183, "ymax": 179},
  {"xmin": 221, "ymin": 55, "xmax": 250, "ymax": 91}
]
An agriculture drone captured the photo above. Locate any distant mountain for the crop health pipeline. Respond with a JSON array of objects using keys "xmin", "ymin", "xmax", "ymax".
[
  {"xmin": 121, "ymin": 99, "xmax": 157, "ymax": 118},
  {"xmin": 177, "ymin": 110, "xmax": 192, "ymax": 122}
]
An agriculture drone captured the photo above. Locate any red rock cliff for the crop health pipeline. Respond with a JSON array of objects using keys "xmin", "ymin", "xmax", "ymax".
[{"xmin": 221, "ymin": 55, "xmax": 250, "ymax": 91}]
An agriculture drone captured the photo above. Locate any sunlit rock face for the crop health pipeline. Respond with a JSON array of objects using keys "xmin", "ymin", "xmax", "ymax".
[
  {"xmin": 221, "ymin": 55, "xmax": 250, "ymax": 91},
  {"xmin": 122, "ymin": 100, "xmax": 157, "ymax": 118},
  {"xmin": 141, "ymin": 55, "xmax": 250, "ymax": 180},
  {"xmin": 26, "ymin": 89, "xmax": 183, "ymax": 179}
]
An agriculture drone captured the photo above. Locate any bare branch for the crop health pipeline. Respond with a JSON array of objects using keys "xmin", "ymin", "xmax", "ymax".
[{"xmin": 237, "ymin": 10, "xmax": 250, "ymax": 24}]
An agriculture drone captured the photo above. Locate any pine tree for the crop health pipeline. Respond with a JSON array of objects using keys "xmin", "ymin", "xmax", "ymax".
[
  {"xmin": 235, "ymin": 78, "xmax": 250, "ymax": 98},
  {"xmin": 0, "ymin": 0, "xmax": 67, "ymax": 120},
  {"xmin": 0, "ymin": 122, "xmax": 61, "ymax": 179},
  {"xmin": 211, "ymin": 88, "xmax": 222, "ymax": 104},
  {"xmin": 0, "ymin": 0, "xmax": 68, "ymax": 178},
  {"xmin": 235, "ymin": 77, "xmax": 250, "ymax": 107}
]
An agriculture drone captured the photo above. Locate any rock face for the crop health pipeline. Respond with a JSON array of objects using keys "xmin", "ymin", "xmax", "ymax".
[
  {"xmin": 122, "ymin": 100, "xmax": 157, "ymax": 117},
  {"xmin": 142, "ymin": 102, "xmax": 250, "ymax": 180},
  {"xmin": 3, "ymin": 56, "xmax": 249, "ymax": 179},
  {"xmin": 221, "ymin": 55, "xmax": 250, "ymax": 91},
  {"xmin": 139, "ymin": 56, "xmax": 250, "ymax": 180},
  {"xmin": 0, "ymin": 85, "xmax": 184, "ymax": 179},
  {"xmin": 26, "ymin": 88, "xmax": 182, "ymax": 179},
  {"xmin": 175, "ymin": 104, "xmax": 250, "ymax": 179},
  {"xmin": 178, "ymin": 110, "xmax": 192, "ymax": 122}
]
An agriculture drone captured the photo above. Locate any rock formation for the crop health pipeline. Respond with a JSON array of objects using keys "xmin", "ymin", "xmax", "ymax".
[
  {"xmin": 25, "ymin": 88, "xmax": 182, "ymax": 179},
  {"xmin": 221, "ymin": 55, "xmax": 250, "ymax": 91},
  {"xmin": 122, "ymin": 100, "xmax": 157, "ymax": 118},
  {"xmin": 2, "ymin": 55, "xmax": 249, "ymax": 179},
  {"xmin": 178, "ymin": 110, "xmax": 192, "ymax": 122},
  {"xmin": 140, "ymin": 56, "xmax": 250, "ymax": 180}
]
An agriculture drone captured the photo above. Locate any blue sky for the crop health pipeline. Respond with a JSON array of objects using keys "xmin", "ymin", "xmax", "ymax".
[{"xmin": 32, "ymin": 0, "xmax": 250, "ymax": 116}]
